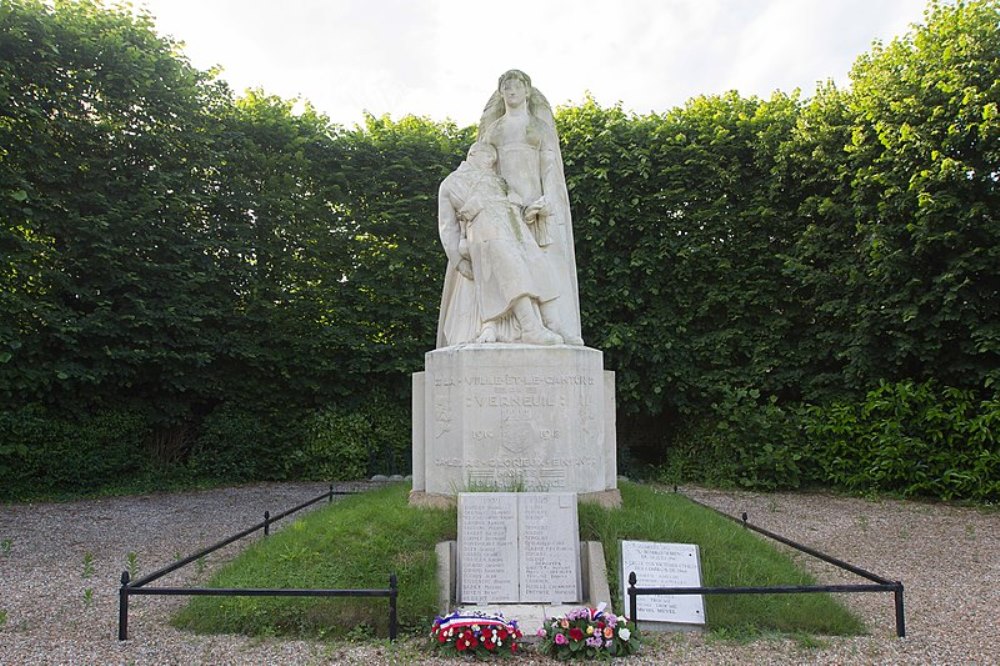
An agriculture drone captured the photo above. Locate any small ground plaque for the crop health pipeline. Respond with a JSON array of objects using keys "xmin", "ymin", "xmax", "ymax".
[
  {"xmin": 458, "ymin": 493, "xmax": 580, "ymax": 604},
  {"xmin": 620, "ymin": 540, "xmax": 705, "ymax": 625}
]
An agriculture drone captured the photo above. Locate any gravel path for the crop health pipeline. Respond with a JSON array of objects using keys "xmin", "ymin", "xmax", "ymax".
[{"xmin": 0, "ymin": 482, "xmax": 996, "ymax": 664}]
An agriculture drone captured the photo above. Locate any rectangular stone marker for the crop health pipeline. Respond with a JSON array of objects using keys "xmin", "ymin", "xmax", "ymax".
[
  {"xmin": 519, "ymin": 493, "xmax": 580, "ymax": 603},
  {"xmin": 458, "ymin": 493, "xmax": 580, "ymax": 604},
  {"xmin": 416, "ymin": 346, "xmax": 616, "ymax": 497},
  {"xmin": 620, "ymin": 540, "xmax": 706, "ymax": 625},
  {"xmin": 458, "ymin": 493, "xmax": 519, "ymax": 603}
]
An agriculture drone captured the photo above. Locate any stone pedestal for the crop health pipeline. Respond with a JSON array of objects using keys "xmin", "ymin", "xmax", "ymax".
[{"xmin": 411, "ymin": 345, "xmax": 618, "ymax": 503}]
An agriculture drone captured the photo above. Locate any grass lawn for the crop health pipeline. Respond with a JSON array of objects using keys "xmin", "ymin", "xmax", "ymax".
[
  {"xmin": 581, "ymin": 483, "xmax": 864, "ymax": 635},
  {"xmin": 173, "ymin": 482, "xmax": 864, "ymax": 639}
]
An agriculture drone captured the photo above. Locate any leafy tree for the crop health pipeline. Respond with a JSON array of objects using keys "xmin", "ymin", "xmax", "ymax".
[
  {"xmin": 845, "ymin": 0, "xmax": 1000, "ymax": 390},
  {"xmin": 0, "ymin": 0, "xmax": 229, "ymax": 433},
  {"xmin": 333, "ymin": 114, "xmax": 473, "ymax": 386}
]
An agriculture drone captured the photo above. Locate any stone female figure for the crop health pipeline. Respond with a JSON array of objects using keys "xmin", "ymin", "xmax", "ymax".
[{"xmin": 478, "ymin": 70, "xmax": 584, "ymax": 345}]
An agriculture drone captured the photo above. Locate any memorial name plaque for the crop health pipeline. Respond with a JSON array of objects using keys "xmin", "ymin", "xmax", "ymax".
[
  {"xmin": 458, "ymin": 492, "xmax": 580, "ymax": 604},
  {"xmin": 519, "ymin": 493, "xmax": 579, "ymax": 602},
  {"xmin": 458, "ymin": 494, "xmax": 519, "ymax": 603},
  {"xmin": 620, "ymin": 540, "xmax": 705, "ymax": 625}
]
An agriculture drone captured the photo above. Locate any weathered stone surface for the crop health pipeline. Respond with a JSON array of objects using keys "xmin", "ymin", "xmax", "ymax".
[
  {"xmin": 458, "ymin": 493, "xmax": 520, "ymax": 603},
  {"xmin": 412, "ymin": 345, "xmax": 616, "ymax": 498},
  {"xmin": 518, "ymin": 493, "xmax": 579, "ymax": 603},
  {"xmin": 437, "ymin": 70, "xmax": 581, "ymax": 348},
  {"xmin": 412, "ymin": 70, "xmax": 618, "ymax": 510}
]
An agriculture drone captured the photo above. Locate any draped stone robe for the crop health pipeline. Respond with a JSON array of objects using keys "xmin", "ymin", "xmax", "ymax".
[{"xmin": 436, "ymin": 161, "xmax": 558, "ymax": 347}]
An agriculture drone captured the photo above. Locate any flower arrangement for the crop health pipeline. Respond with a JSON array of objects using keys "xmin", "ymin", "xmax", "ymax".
[
  {"xmin": 536, "ymin": 603, "xmax": 639, "ymax": 660},
  {"xmin": 430, "ymin": 610, "xmax": 523, "ymax": 659}
]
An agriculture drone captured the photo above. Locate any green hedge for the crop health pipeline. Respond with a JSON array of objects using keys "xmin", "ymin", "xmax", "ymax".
[
  {"xmin": 662, "ymin": 381, "xmax": 1000, "ymax": 502},
  {"xmin": 804, "ymin": 381, "xmax": 1000, "ymax": 501},
  {"xmin": 2, "ymin": 1, "xmax": 997, "ymax": 498},
  {"xmin": 185, "ymin": 405, "xmax": 308, "ymax": 483},
  {"xmin": 0, "ymin": 394, "xmax": 410, "ymax": 500},
  {"xmin": 661, "ymin": 387, "xmax": 814, "ymax": 492},
  {"xmin": 284, "ymin": 392, "xmax": 410, "ymax": 481},
  {"xmin": 0, "ymin": 406, "xmax": 149, "ymax": 499}
]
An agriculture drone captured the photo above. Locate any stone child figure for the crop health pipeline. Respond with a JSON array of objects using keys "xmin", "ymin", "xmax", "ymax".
[{"xmin": 437, "ymin": 142, "xmax": 563, "ymax": 346}]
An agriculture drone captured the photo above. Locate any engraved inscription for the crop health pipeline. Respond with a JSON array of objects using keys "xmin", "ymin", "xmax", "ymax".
[
  {"xmin": 519, "ymin": 494, "xmax": 579, "ymax": 602},
  {"xmin": 459, "ymin": 493, "xmax": 580, "ymax": 604},
  {"xmin": 459, "ymin": 371, "xmax": 594, "ymax": 458},
  {"xmin": 459, "ymin": 494, "xmax": 519, "ymax": 603},
  {"xmin": 620, "ymin": 541, "xmax": 705, "ymax": 624},
  {"xmin": 435, "ymin": 374, "xmax": 595, "ymax": 387},
  {"xmin": 432, "ymin": 456, "xmax": 598, "ymax": 468},
  {"xmin": 433, "ymin": 390, "xmax": 452, "ymax": 439}
]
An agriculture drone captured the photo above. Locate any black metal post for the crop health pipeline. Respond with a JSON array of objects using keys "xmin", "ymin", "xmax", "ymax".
[
  {"xmin": 388, "ymin": 573, "xmax": 398, "ymax": 641},
  {"xmin": 628, "ymin": 571, "xmax": 637, "ymax": 622},
  {"xmin": 688, "ymin": 497, "xmax": 895, "ymax": 586},
  {"xmin": 125, "ymin": 487, "xmax": 354, "ymax": 591},
  {"xmin": 118, "ymin": 570, "xmax": 130, "ymax": 640},
  {"xmin": 894, "ymin": 581, "xmax": 906, "ymax": 638},
  {"xmin": 110, "ymin": 487, "xmax": 367, "ymax": 639}
]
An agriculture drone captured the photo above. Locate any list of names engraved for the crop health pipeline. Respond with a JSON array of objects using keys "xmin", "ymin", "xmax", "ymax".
[
  {"xmin": 458, "ymin": 494, "xmax": 519, "ymax": 603},
  {"xmin": 519, "ymin": 493, "xmax": 580, "ymax": 602},
  {"xmin": 457, "ymin": 493, "xmax": 580, "ymax": 604}
]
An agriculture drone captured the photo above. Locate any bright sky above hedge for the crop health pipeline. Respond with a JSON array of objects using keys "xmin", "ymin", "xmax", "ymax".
[{"xmin": 138, "ymin": 0, "xmax": 928, "ymax": 127}]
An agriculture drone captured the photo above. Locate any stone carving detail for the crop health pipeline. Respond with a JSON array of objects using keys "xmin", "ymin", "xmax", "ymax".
[
  {"xmin": 436, "ymin": 70, "xmax": 583, "ymax": 348},
  {"xmin": 413, "ymin": 346, "xmax": 615, "ymax": 496},
  {"xmin": 433, "ymin": 390, "xmax": 452, "ymax": 439}
]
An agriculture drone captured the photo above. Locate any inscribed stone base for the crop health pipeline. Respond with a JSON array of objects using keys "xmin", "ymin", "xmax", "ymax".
[
  {"xmin": 409, "ymin": 488, "xmax": 622, "ymax": 509},
  {"xmin": 411, "ymin": 345, "xmax": 617, "ymax": 498}
]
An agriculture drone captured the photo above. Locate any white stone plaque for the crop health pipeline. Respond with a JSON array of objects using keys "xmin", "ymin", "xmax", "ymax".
[
  {"xmin": 458, "ymin": 493, "xmax": 580, "ymax": 604},
  {"xmin": 458, "ymin": 494, "xmax": 519, "ymax": 603},
  {"xmin": 620, "ymin": 540, "xmax": 706, "ymax": 625},
  {"xmin": 519, "ymin": 493, "xmax": 580, "ymax": 603}
]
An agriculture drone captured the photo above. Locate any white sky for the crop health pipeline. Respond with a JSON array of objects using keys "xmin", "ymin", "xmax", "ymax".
[{"xmin": 137, "ymin": 0, "xmax": 929, "ymax": 128}]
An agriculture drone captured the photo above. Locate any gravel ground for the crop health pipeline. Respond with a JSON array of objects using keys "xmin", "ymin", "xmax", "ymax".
[{"xmin": 0, "ymin": 482, "xmax": 996, "ymax": 665}]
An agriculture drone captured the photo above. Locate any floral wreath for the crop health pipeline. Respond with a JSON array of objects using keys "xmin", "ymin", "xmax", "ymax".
[{"xmin": 430, "ymin": 610, "xmax": 522, "ymax": 658}]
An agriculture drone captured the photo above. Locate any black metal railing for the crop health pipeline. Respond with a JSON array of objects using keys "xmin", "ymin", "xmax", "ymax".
[
  {"xmin": 627, "ymin": 497, "xmax": 905, "ymax": 638},
  {"xmin": 117, "ymin": 485, "xmax": 399, "ymax": 641}
]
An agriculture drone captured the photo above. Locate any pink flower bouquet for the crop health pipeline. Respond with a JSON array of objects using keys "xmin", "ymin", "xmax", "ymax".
[{"xmin": 537, "ymin": 603, "xmax": 639, "ymax": 660}]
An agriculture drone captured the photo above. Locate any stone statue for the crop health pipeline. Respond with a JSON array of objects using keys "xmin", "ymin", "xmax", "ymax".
[
  {"xmin": 437, "ymin": 142, "xmax": 563, "ymax": 347},
  {"xmin": 435, "ymin": 70, "xmax": 584, "ymax": 348},
  {"xmin": 478, "ymin": 69, "xmax": 583, "ymax": 346},
  {"xmin": 416, "ymin": 77, "xmax": 619, "ymax": 507}
]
